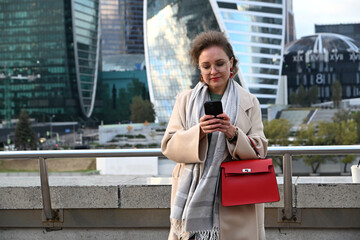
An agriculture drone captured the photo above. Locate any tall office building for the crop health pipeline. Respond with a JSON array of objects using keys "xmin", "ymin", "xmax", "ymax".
[
  {"xmin": 0, "ymin": 0, "xmax": 100, "ymax": 123},
  {"xmin": 144, "ymin": 0, "xmax": 293, "ymax": 122},
  {"xmin": 101, "ymin": 0, "xmax": 144, "ymax": 56}
]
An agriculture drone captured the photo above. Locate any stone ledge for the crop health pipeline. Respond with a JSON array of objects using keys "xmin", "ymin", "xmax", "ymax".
[{"xmin": 0, "ymin": 176, "xmax": 358, "ymax": 210}]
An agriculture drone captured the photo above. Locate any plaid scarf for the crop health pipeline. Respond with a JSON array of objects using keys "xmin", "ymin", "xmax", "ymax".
[{"xmin": 170, "ymin": 79, "xmax": 240, "ymax": 239}]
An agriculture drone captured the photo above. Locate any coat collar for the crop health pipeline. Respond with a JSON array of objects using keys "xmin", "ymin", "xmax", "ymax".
[
  {"xmin": 237, "ymin": 84, "xmax": 254, "ymax": 112},
  {"xmin": 235, "ymin": 84, "xmax": 254, "ymax": 134}
]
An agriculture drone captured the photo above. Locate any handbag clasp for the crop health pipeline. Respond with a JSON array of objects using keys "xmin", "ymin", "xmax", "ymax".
[{"xmin": 242, "ymin": 168, "xmax": 251, "ymax": 173}]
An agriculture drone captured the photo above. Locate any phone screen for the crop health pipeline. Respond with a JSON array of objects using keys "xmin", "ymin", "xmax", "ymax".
[{"xmin": 204, "ymin": 101, "xmax": 223, "ymax": 117}]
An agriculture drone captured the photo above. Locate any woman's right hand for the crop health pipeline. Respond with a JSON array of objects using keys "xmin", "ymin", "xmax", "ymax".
[{"xmin": 200, "ymin": 114, "xmax": 223, "ymax": 134}]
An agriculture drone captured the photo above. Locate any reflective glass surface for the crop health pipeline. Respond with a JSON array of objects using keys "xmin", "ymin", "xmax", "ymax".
[
  {"xmin": 233, "ymin": 44, "xmax": 281, "ymax": 55},
  {"xmin": 146, "ymin": 0, "xmax": 220, "ymax": 123},
  {"xmin": 221, "ymin": 11, "xmax": 282, "ymax": 25},
  {"xmin": 218, "ymin": 2, "xmax": 282, "ymax": 14},
  {"xmin": 74, "ymin": 0, "xmax": 100, "ymax": 117},
  {"xmin": 0, "ymin": 0, "xmax": 100, "ymax": 121},
  {"xmin": 218, "ymin": 0, "xmax": 285, "ymax": 111},
  {"xmin": 225, "ymin": 22, "xmax": 282, "ymax": 35},
  {"xmin": 101, "ymin": 0, "xmax": 144, "ymax": 56}
]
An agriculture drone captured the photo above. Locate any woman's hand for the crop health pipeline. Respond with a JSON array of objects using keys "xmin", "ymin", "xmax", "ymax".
[{"xmin": 200, "ymin": 113, "xmax": 236, "ymax": 139}]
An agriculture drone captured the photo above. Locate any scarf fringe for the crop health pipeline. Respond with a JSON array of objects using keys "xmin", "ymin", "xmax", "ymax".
[{"xmin": 194, "ymin": 227, "xmax": 220, "ymax": 240}]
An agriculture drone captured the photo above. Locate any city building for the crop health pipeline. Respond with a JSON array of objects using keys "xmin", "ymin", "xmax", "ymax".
[
  {"xmin": 315, "ymin": 23, "xmax": 360, "ymax": 44},
  {"xmin": 98, "ymin": 0, "xmax": 148, "ymax": 123},
  {"xmin": 0, "ymin": 0, "xmax": 101, "ymax": 123},
  {"xmin": 94, "ymin": 68, "xmax": 149, "ymax": 124},
  {"xmin": 100, "ymin": 0, "xmax": 144, "ymax": 56},
  {"xmin": 282, "ymin": 33, "xmax": 360, "ymax": 103},
  {"xmin": 144, "ymin": 0, "xmax": 294, "ymax": 122}
]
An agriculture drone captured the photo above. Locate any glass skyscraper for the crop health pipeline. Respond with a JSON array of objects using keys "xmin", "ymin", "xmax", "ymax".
[
  {"xmin": 101, "ymin": 0, "xmax": 144, "ymax": 56},
  {"xmin": 144, "ymin": 0, "xmax": 293, "ymax": 122},
  {"xmin": 0, "ymin": 0, "xmax": 100, "ymax": 123}
]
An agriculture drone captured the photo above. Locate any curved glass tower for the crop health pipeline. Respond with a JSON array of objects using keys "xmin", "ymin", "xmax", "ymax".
[
  {"xmin": 0, "ymin": 0, "xmax": 100, "ymax": 121},
  {"xmin": 72, "ymin": 0, "xmax": 101, "ymax": 117},
  {"xmin": 145, "ymin": 0, "xmax": 291, "ymax": 122},
  {"xmin": 211, "ymin": 0, "xmax": 287, "ymax": 114},
  {"xmin": 144, "ymin": 0, "xmax": 221, "ymax": 123}
]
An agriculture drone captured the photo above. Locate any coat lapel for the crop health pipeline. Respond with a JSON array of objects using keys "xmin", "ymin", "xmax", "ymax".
[{"xmin": 235, "ymin": 85, "xmax": 254, "ymax": 135}]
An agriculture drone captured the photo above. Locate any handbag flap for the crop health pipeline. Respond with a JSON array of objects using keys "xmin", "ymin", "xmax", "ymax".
[{"xmin": 221, "ymin": 158, "xmax": 273, "ymax": 175}]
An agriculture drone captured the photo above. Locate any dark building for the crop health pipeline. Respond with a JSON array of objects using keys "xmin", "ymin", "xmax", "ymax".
[
  {"xmin": 315, "ymin": 23, "xmax": 360, "ymax": 45},
  {"xmin": 283, "ymin": 33, "xmax": 360, "ymax": 104},
  {"xmin": 0, "ymin": 0, "xmax": 101, "ymax": 124}
]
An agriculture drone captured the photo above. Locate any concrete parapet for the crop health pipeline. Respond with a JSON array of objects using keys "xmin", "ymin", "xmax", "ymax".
[
  {"xmin": 1, "ymin": 176, "xmax": 357, "ymax": 210},
  {"xmin": 0, "ymin": 176, "xmax": 359, "ymax": 240}
]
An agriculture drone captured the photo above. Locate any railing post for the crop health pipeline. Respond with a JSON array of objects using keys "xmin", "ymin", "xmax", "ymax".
[
  {"xmin": 39, "ymin": 157, "xmax": 55, "ymax": 220},
  {"xmin": 283, "ymin": 153, "xmax": 293, "ymax": 220}
]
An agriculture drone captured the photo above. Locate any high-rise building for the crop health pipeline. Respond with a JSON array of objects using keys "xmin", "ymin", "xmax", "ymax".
[
  {"xmin": 283, "ymin": 33, "xmax": 360, "ymax": 103},
  {"xmin": 101, "ymin": 0, "xmax": 144, "ymax": 56},
  {"xmin": 144, "ymin": 0, "xmax": 293, "ymax": 122},
  {"xmin": 0, "ymin": 0, "xmax": 100, "ymax": 123},
  {"xmin": 315, "ymin": 23, "xmax": 360, "ymax": 44}
]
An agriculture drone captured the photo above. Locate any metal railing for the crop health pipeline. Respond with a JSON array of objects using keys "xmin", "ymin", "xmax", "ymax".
[{"xmin": 1, "ymin": 145, "xmax": 359, "ymax": 222}]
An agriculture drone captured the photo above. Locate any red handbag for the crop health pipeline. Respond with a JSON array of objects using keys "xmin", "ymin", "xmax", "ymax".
[{"xmin": 221, "ymin": 158, "xmax": 280, "ymax": 206}]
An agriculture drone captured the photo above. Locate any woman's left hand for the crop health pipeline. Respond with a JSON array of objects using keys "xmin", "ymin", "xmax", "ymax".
[{"xmin": 216, "ymin": 113, "xmax": 236, "ymax": 140}]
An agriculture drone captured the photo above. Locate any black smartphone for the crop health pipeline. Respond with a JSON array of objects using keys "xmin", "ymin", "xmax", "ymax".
[{"xmin": 204, "ymin": 101, "xmax": 223, "ymax": 117}]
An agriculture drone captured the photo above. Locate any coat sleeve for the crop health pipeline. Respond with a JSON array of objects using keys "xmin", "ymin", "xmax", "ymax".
[
  {"xmin": 227, "ymin": 95, "xmax": 268, "ymax": 160},
  {"xmin": 161, "ymin": 92, "xmax": 208, "ymax": 163}
]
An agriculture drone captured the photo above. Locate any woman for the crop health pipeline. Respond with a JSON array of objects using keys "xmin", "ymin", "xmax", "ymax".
[{"xmin": 161, "ymin": 31, "xmax": 268, "ymax": 240}]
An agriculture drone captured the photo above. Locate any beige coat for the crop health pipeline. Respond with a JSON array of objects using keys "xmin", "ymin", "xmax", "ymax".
[{"xmin": 161, "ymin": 84, "xmax": 268, "ymax": 240}]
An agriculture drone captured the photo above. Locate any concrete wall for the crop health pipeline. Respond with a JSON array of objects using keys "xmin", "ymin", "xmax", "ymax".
[{"xmin": 0, "ymin": 175, "xmax": 359, "ymax": 240}]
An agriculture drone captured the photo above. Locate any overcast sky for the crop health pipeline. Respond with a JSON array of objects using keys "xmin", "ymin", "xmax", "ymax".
[{"xmin": 293, "ymin": 0, "xmax": 360, "ymax": 39}]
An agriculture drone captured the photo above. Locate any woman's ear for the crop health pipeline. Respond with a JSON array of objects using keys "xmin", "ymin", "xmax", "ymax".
[{"xmin": 230, "ymin": 57, "xmax": 234, "ymax": 69}]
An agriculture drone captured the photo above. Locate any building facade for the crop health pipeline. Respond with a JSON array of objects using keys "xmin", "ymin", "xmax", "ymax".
[
  {"xmin": 0, "ymin": 0, "xmax": 100, "ymax": 123},
  {"xmin": 100, "ymin": 0, "xmax": 144, "ymax": 56},
  {"xmin": 315, "ymin": 23, "xmax": 360, "ymax": 45},
  {"xmin": 144, "ymin": 0, "xmax": 292, "ymax": 122},
  {"xmin": 283, "ymin": 33, "xmax": 360, "ymax": 104}
]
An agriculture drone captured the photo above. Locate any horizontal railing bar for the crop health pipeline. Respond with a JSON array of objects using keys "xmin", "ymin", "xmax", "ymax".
[
  {"xmin": 0, "ymin": 149, "xmax": 162, "ymax": 159},
  {"xmin": 268, "ymin": 145, "xmax": 360, "ymax": 155},
  {"xmin": 0, "ymin": 145, "xmax": 359, "ymax": 159}
]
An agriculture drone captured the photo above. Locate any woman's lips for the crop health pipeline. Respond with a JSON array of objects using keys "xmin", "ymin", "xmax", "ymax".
[{"xmin": 211, "ymin": 77, "xmax": 220, "ymax": 81}]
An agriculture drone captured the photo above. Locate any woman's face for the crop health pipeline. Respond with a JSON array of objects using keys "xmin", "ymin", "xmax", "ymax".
[{"xmin": 198, "ymin": 46, "xmax": 233, "ymax": 95}]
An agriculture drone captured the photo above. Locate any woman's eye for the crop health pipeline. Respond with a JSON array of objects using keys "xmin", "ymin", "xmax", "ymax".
[
  {"xmin": 216, "ymin": 62, "xmax": 225, "ymax": 67},
  {"xmin": 202, "ymin": 66, "xmax": 210, "ymax": 69}
]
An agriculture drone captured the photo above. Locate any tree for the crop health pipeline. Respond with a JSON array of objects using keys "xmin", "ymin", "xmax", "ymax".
[
  {"xmin": 289, "ymin": 92, "xmax": 298, "ymax": 106},
  {"xmin": 331, "ymin": 80, "xmax": 342, "ymax": 108},
  {"xmin": 297, "ymin": 85, "xmax": 307, "ymax": 106},
  {"xmin": 295, "ymin": 123, "xmax": 332, "ymax": 174},
  {"xmin": 263, "ymin": 119, "xmax": 292, "ymax": 146},
  {"xmin": 130, "ymin": 96, "xmax": 156, "ymax": 123},
  {"xmin": 14, "ymin": 109, "xmax": 37, "ymax": 150},
  {"xmin": 341, "ymin": 155, "xmax": 356, "ymax": 174},
  {"xmin": 308, "ymin": 85, "xmax": 319, "ymax": 105},
  {"xmin": 333, "ymin": 109, "xmax": 351, "ymax": 123},
  {"xmin": 351, "ymin": 111, "xmax": 360, "ymax": 143},
  {"xmin": 296, "ymin": 119, "xmax": 358, "ymax": 174},
  {"xmin": 263, "ymin": 118, "xmax": 292, "ymax": 173}
]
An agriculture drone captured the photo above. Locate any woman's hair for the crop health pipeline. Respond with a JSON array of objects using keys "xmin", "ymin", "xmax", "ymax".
[{"xmin": 189, "ymin": 31, "xmax": 239, "ymax": 76}]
